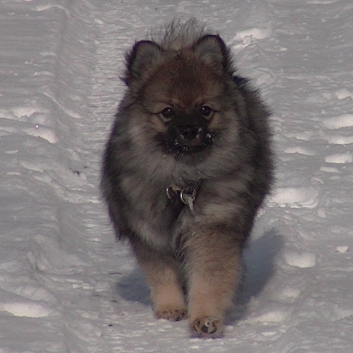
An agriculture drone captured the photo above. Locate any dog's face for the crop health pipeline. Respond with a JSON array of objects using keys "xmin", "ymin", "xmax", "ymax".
[
  {"xmin": 124, "ymin": 35, "xmax": 237, "ymax": 161},
  {"xmin": 144, "ymin": 55, "xmax": 225, "ymax": 157}
]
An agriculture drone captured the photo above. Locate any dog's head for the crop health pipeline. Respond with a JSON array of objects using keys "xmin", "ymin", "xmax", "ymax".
[{"xmin": 122, "ymin": 33, "xmax": 241, "ymax": 161}]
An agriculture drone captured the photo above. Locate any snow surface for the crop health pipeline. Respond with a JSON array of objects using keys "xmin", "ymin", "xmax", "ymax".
[{"xmin": 1, "ymin": 0, "xmax": 353, "ymax": 352}]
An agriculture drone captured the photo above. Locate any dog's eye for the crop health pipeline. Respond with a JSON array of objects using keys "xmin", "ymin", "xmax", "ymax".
[
  {"xmin": 200, "ymin": 105, "xmax": 213, "ymax": 117},
  {"xmin": 160, "ymin": 107, "xmax": 175, "ymax": 120}
]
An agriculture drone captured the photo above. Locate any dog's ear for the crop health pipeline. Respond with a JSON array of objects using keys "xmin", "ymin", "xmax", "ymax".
[
  {"xmin": 193, "ymin": 34, "xmax": 231, "ymax": 74},
  {"xmin": 123, "ymin": 40, "xmax": 163, "ymax": 86}
]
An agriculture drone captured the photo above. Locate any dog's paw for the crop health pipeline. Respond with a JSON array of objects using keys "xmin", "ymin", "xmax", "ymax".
[
  {"xmin": 155, "ymin": 306, "xmax": 187, "ymax": 321},
  {"xmin": 190, "ymin": 316, "xmax": 222, "ymax": 338}
]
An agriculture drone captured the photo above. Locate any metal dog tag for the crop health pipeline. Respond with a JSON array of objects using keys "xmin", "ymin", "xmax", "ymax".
[{"xmin": 180, "ymin": 187, "xmax": 196, "ymax": 213}]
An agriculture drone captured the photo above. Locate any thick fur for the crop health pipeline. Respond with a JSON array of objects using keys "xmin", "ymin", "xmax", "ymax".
[{"xmin": 101, "ymin": 19, "xmax": 273, "ymax": 338}]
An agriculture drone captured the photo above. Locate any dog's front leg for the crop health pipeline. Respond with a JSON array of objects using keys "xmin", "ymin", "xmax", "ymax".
[
  {"xmin": 184, "ymin": 225, "xmax": 243, "ymax": 337},
  {"xmin": 130, "ymin": 237, "xmax": 187, "ymax": 322}
]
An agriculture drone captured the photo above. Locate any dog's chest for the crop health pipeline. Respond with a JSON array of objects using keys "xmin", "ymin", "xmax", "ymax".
[{"xmin": 122, "ymin": 175, "xmax": 185, "ymax": 224}]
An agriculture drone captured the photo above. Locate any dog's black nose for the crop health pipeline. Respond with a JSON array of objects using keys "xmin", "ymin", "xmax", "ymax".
[{"xmin": 180, "ymin": 126, "xmax": 202, "ymax": 140}]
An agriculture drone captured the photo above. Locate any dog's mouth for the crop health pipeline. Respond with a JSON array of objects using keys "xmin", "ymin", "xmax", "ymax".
[{"xmin": 155, "ymin": 126, "xmax": 214, "ymax": 156}]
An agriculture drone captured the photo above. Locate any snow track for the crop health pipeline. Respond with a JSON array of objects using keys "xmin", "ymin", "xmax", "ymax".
[{"xmin": 1, "ymin": 0, "xmax": 353, "ymax": 352}]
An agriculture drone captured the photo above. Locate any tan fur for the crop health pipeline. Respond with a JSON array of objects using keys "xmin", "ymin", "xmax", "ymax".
[
  {"xmin": 184, "ymin": 227, "xmax": 242, "ymax": 336},
  {"xmin": 131, "ymin": 239, "xmax": 186, "ymax": 321}
]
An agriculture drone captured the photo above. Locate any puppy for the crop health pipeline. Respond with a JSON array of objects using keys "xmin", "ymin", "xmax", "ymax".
[{"xmin": 101, "ymin": 19, "xmax": 273, "ymax": 337}]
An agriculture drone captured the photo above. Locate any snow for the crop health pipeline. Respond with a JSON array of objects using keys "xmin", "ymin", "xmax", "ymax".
[{"xmin": 1, "ymin": 0, "xmax": 353, "ymax": 352}]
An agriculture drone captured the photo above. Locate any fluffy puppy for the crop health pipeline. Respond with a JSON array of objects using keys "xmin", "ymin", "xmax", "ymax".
[{"xmin": 101, "ymin": 19, "xmax": 273, "ymax": 337}]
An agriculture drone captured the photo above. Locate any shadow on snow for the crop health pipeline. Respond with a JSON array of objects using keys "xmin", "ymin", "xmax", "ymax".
[{"xmin": 116, "ymin": 228, "xmax": 283, "ymax": 323}]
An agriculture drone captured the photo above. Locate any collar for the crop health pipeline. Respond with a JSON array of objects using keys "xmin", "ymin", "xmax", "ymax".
[{"xmin": 166, "ymin": 183, "xmax": 199, "ymax": 213}]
